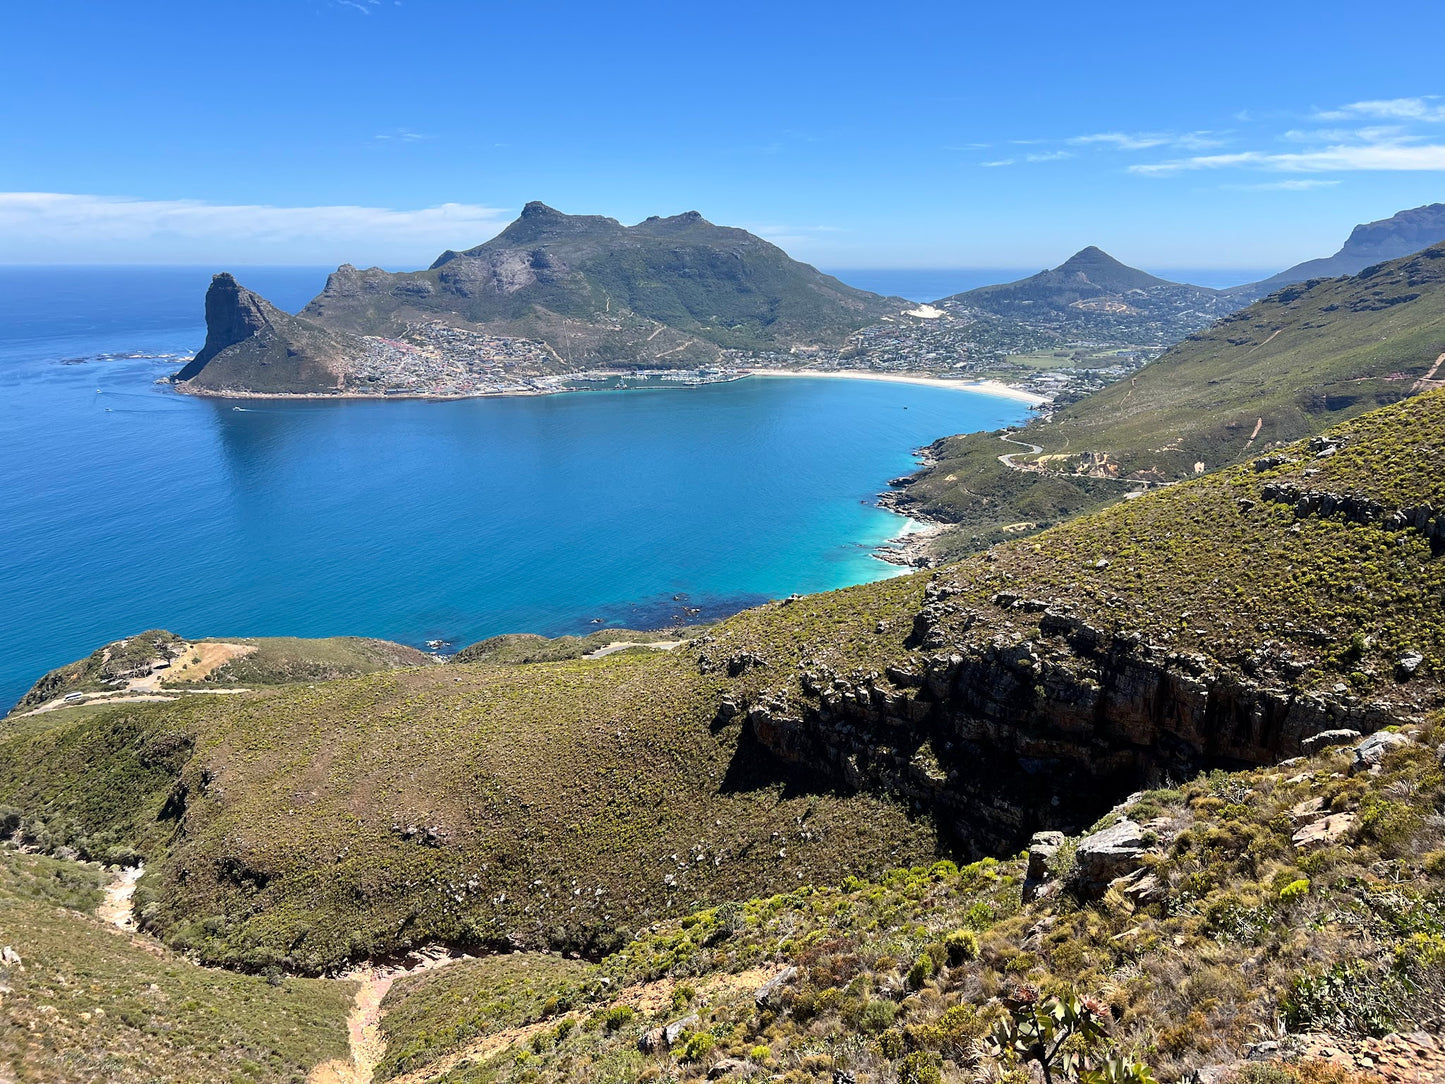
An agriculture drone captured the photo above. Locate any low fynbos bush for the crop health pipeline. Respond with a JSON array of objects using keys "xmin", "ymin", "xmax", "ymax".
[
  {"xmin": 944, "ymin": 928, "xmax": 980, "ymax": 963},
  {"xmin": 1284, "ymin": 962, "xmax": 1410, "ymax": 1037},
  {"xmin": 678, "ymin": 1031, "xmax": 715, "ymax": 1063}
]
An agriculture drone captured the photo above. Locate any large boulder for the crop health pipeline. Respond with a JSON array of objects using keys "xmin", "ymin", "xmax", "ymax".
[
  {"xmin": 1300, "ymin": 729, "xmax": 1361, "ymax": 754},
  {"xmin": 1351, "ymin": 731, "xmax": 1410, "ymax": 775},
  {"xmin": 1070, "ymin": 819, "xmax": 1149, "ymax": 895}
]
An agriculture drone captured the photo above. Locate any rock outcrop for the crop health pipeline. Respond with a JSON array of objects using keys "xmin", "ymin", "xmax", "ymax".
[
  {"xmin": 731, "ymin": 570, "xmax": 1427, "ymax": 858},
  {"xmin": 174, "ymin": 273, "xmax": 360, "ymax": 394}
]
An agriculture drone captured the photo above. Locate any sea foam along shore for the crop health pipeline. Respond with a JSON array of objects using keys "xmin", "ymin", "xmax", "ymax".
[{"xmin": 745, "ymin": 368, "xmax": 1049, "ymax": 406}]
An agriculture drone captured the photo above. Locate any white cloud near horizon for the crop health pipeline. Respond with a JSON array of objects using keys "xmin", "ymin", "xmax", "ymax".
[{"xmin": 0, "ymin": 193, "xmax": 514, "ymax": 265}]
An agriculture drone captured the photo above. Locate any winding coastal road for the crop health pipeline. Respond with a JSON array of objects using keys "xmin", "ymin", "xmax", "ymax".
[{"xmin": 997, "ymin": 433, "xmax": 1043, "ymax": 469}]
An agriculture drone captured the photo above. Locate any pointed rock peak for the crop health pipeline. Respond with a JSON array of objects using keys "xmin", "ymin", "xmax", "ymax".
[
  {"xmin": 633, "ymin": 209, "xmax": 720, "ymax": 233},
  {"xmin": 1058, "ymin": 246, "xmax": 1126, "ymax": 272},
  {"xmin": 1055, "ymin": 246, "xmax": 1172, "ymax": 289},
  {"xmin": 520, "ymin": 200, "xmax": 564, "ymax": 219},
  {"xmin": 176, "ymin": 274, "xmax": 276, "ymax": 380}
]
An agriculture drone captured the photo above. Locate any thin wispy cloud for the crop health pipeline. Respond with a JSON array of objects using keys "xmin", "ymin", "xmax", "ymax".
[
  {"xmin": 1068, "ymin": 131, "xmax": 1226, "ymax": 151},
  {"xmin": 0, "ymin": 193, "xmax": 512, "ymax": 265},
  {"xmin": 1131, "ymin": 97, "xmax": 1445, "ymax": 177},
  {"xmin": 1069, "ymin": 132, "xmax": 1171, "ymax": 150},
  {"xmin": 1315, "ymin": 97, "xmax": 1445, "ymax": 122},
  {"xmin": 1132, "ymin": 140, "xmax": 1445, "ymax": 175},
  {"xmin": 1025, "ymin": 150, "xmax": 1072, "ymax": 163},
  {"xmin": 373, "ymin": 129, "xmax": 431, "ymax": 144},
  {"xmin": 1222, "ymin": 179, "xmax": 1341, "ymax": 191},
  {"xmin": 981, "ymin": 159, "xmax": 1015, "ymax": 168},
  {"xmin": 333, "ymin": 0, "xmax": 379, "ymax": 13}
]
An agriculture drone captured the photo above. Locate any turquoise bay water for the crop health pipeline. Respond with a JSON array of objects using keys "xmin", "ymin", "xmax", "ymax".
[{"xmin": 0, "ymin": 267, "xmax": 1031, "ymax": 710}]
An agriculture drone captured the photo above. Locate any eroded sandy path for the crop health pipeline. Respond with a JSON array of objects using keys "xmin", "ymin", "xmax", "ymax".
[
  {"xmin": 308, "ymin": 947, "xmax": 472, "ymax": 1084},
  {"xmin": 583, "ymin": 639, "xmax": 685, "ymax": 659},
  {"xmin": 96, "ymin": 864, "xmax": 143, "ymax": 931}
]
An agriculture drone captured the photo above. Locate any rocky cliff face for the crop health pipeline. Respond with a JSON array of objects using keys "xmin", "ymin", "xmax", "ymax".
[
  {"xmin": 174, "ymin": 273, "xmax": 275, "ymax": 380},
  {"xmin": 721, "ymin": 575, "xmax": 1417, "ymax": 857},
  {"xmin": 172, "ymin": 273, "xmax": 362, "ymax": 395}
]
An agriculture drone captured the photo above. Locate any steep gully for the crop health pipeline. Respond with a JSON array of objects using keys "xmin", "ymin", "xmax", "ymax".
[{"xmin": 87, "ymin": 862, "xmax": 469, "ymax": 1084}]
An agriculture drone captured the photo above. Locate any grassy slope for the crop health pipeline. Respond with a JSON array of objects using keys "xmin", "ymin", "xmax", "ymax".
[
  {"xmin": 716, "ymin": 390, "xmax": 1445, "ymax": 726},
  {"xmin": 0, "ymin": 848, "xmax": 351, "ymax": 1084},
  {"xmin": 373, "ymin": 719, "xmax": 1445, "ymax": 1084},
  {"xmin": 0, "ymin": 639, "xmax": 939, "ymax": 974},
  {"xmin": 451, "ymin": 627, "xmax": 709, "ymax": 666},
  {"xmin": 184, "ymin": 635, "xmax": 436, "ymax": 686},
  {"xmin": 899, "ymin": 245, "xmax": 1445, "ymax": 557}
]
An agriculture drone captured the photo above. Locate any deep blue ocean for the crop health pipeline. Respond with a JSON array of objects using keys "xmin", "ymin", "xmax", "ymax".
[{"xmin": 0, "ymin": 266, "xmax": 1034, "ymax": 710}]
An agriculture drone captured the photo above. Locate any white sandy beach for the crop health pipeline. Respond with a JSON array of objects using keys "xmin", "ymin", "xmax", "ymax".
[{"xmin": 746, "ymin": 368, "xmax": 1048, "ymax": 406}]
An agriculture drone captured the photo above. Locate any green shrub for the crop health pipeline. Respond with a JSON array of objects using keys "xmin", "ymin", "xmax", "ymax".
[
  {"xmin": 1284, "ymin": 962, "xmax": 1409, "ymax": 1037},
  {"xmin": 899, "ymin": 1050, "xmax": 942, "ymax": 1084},
  {"xmin": 1279, "ymin": 878, "xmax": 1310, "ymax": 903},
  {"xmin": 856, "ymin": 999, "xmax": 897, "ymax": 1034},
  {"xmin": 1357, "ymin": 796, "xmax": 1424, "ymax": 856},
  {"xmin": 944, "ymin": 928, "xmax": 980, "ymax": 964},
  {"xmin": 907, "ymin": 952, "xmax": 936, "ymax": 988},
  {"xmin": 600, "ymin": 1004, "xmax": 634, "ymax": 1032},
  {"xmin": 678, "ymin": 1031, "xmax": 715, "ymax": 1063}
]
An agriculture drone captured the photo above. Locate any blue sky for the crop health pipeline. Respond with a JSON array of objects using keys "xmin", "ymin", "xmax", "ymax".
[{"xmin": 3, "ymin": 0, "xmax": 1445, "ymax": 271}]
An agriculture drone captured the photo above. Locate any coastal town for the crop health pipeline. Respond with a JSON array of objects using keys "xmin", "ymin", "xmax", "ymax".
[{"xmin": 302, "ymin": 304, "xmax": 1167, "ymax": 403}]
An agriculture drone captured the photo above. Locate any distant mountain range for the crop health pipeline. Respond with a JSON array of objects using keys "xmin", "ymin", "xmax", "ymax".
[
  {"xmin": 1235, "ymin": 201, "xmax": 1445, "ymax": 298},
  {"xmin": 890, "ymin": 240, "xmax": 1445, "ymax": 556},
  {"xmin": 176, "ymin": 203, "xmax": 905, "ymax": 395},
  {"xmin": 927, "ymin": 203, "xmax": 1445, "ymax": 346}
]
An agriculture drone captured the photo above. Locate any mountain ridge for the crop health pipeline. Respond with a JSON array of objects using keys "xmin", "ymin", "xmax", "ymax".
[{"xmin": 1234, "ymin": 201, "xmax": 1445, "ymax": 298}]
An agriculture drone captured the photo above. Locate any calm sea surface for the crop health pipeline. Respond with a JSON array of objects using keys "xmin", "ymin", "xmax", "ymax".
[{"xmin": 0, "ymin": 266, "xmax": 1032, "ymax": 710}]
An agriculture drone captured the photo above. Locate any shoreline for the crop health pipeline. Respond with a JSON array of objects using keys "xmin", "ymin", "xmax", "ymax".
[
  {"xmin": 172, "ymin": 368, "xmax": 1048, "ymax": 406},
  {"xmin": 745, "ymin": 368, "xmax": 1049, "ymax": 405}
]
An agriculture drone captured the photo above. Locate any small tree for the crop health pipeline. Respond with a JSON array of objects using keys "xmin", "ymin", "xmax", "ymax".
[{"xmin": 984, "ymin": 989, "xmax": 1156, "ymax": 1084}]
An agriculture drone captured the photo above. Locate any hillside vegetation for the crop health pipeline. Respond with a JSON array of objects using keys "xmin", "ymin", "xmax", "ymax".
[
  {"xmin": 370, "ymin": 717, "xmax": 1445, "ymax": 1084},
  {"xmin": 894, "ymin": 244, "xmax": 1445, "ymax": 557},
  {"xmin": 0, "ymin": 848, "xmax": 351, "ymax": 1084}
]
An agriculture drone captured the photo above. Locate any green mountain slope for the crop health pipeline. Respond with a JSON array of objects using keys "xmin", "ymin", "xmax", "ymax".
[
  {"xmin": 302, "ymin": 203, "xmax": 898, "ymax": 356},
  {"xmin": 0, "ymin": 848, "xmax": 351, "ymax": 1084},
  {"xmin": 894, "ymin": 243, "xmax": 1445, "ymax": 555}
]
